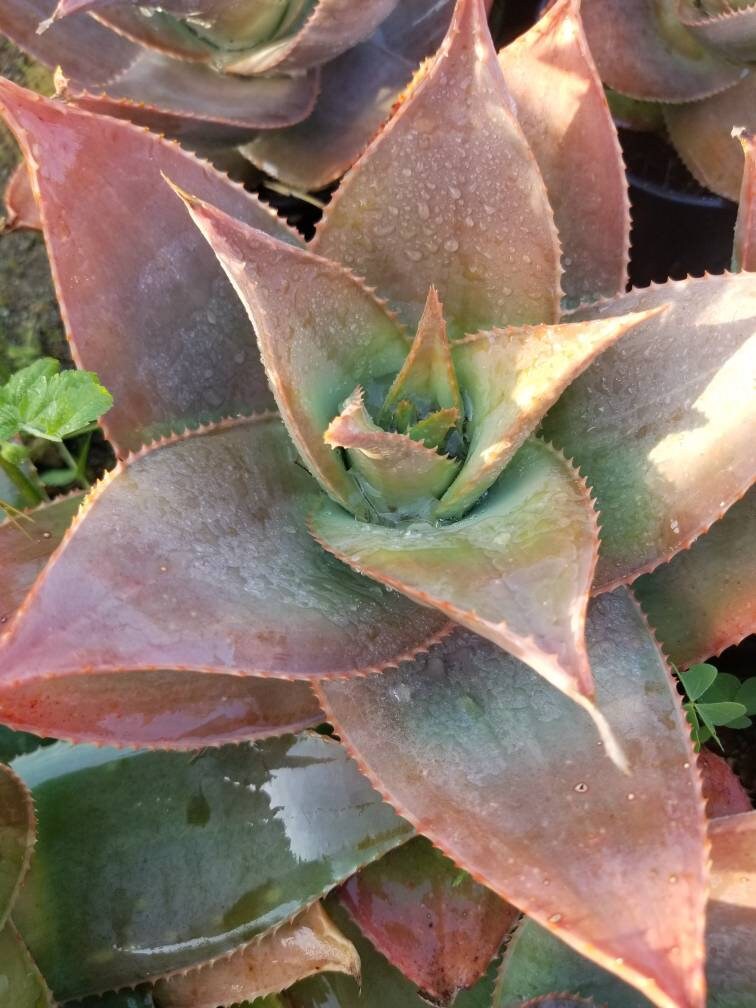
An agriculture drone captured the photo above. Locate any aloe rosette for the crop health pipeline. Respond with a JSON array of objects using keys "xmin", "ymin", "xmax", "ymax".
[
  {"xmin": 0, "ymin": 0, "xmax": 466, "ymax": 192},
  {"xmin": 581, "ymin": 0, "xmax": 756, "ymax": 200},
  {"xmin": 0, "ymin": 0, "xmax": 755, "ymax": 1005}
]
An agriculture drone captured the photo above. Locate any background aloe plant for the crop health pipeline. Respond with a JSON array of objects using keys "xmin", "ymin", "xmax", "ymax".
[
  {"xmin": 581, "ymin": 0, "xmax": 756, "ymax": 201},
  {"xmin": 0, "ymin": 0, "xmax": 754, "ymax": 1006}
]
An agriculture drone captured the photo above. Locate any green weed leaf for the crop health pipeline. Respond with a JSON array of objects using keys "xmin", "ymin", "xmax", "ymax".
[{"xmin": 680, "ymin": 663, "xmax": 718, "ymax": 702}]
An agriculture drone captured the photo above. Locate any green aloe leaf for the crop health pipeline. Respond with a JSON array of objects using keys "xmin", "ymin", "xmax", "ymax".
[
  {"xmin": 11, "ymin": 734, "xmax": 412, "ymax": 1000},
  {"xmin": 0, "ymin": 922, "xmax": 53, "ymax": 1008}
]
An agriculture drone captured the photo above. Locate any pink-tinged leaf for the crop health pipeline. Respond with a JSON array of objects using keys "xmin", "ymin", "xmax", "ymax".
[
  {"xmin": 733, "ymin": 128, "xmax": 756, "ymax": 273},
  {"xmin": 312, "ymin": 439, "xmax": 623, "ymax": 756},
  {"xmin": 324, "ymin": 389, "xmax": 460, "ymax": 517},
  {"xmin": 242, "ymin": 0, "xmax": 457, "ymax": 190},
  {"xmin": 499, "ymin": 0, "xmax": 629, "ymax": 305},
  {"xmin": 225, "ymin": 0, "xmax": 400, "ymax": 75},
  {"xmin": 437, "ymin": 308, "xmax": 663, "ymax": 520},
  {"xmin": 0, "ymin": 0, "xmax": 137, "ymax": 88},
  {"xmin": 154, "ymin": 902, "xmax": 360, "ymax": 1008},
  {"xmin": 0, "ymin": 80, "xmax": 296, "ymax": 455},
  {"xmin": 2, "ymin": 162, "xmax": 41, "ymax": 233},
  {"xmin": 0, "ymin": 493, "xmax": 83, "ymax": 624},
  {"xmin": 177, "ymin": 188, "xmax": 410, "ymax": 519},
  {"xmin": 60, "ymin": 51, "xmax": 319, "ymax": 142},
  {"xmin": 91, "ymin": 6, "xmax": 214, "ymax": 62},
  {"xmin": 318, "ymin": 588, "xmax": 708, "ymax": 1008},
  {"xmin": 706, "ymin": 811, "xmax": 756, "ymax": 1008},
  {"xmin": 633, "ymin": 488, "xmax": 756, "ymax": 670},
  {"xmin": 664, "ymin": 76, "xmax": 756, "ymax": 202},
  {"xmin": 580, "ymin": 0, "xmax": 744, "ymax": 102},
  {"xmin": 698, "ymin": 750, "xmax": 752, "ymax": 820},
  {"xmin": 340, "ymin": 837, "xmax": 518, "ymax": 1005},
  {"xmin": 0, "ymin": 418, "xmax": 448, "ymax": 688},
  {"xmin": 314, "ymin": 0, "xmax": 561, "ymax": 338},
  {"xmin": 678, "ymin": 0, "xmax": 756, "ymax": 64},
  {"xmin": 540, "ymin": 272, "xmax": 756, "ymax": 591}
]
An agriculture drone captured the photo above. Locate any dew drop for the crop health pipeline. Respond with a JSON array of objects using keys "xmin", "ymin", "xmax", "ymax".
[
  {"xmin": 574, "ymin": 782, "xmax": 588, "ymax": 793},
  {"xmin": 669, "ymin": 874, "xmax": 678, "ymax": 884},
  {"xmin": 627, "ymin": 792, "xmax": 635, "ymax": 801},
  {"xmin": 444, "ymin": 239, "xmax": 459, "ymax": 253},
  {"xmin": 405, "ymin": 249, "xmax": 423, "ymax": 262},
  {"xmin": 549, "ymin": 913, "xmax": 562, "ymax": 923},
  {"xmin": 42, "ymin": 531, "xmax": 52, "ymax": 539}
]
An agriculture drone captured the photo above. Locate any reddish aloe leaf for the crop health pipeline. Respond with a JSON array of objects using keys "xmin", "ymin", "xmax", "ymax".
[
  {"xmin": 91, "ymin": 6, "xmax": 213, "ymax": 62},
  {"xmin": 733, "ymin": 128, "xmax": 756, "ymax": 273},
  {"xmin": 2, "ymin": 162, "xmax": 41, "ymax": 232},
  {"xmin": 153, "ymin": 903, "xmax": 360, "ymax": 1008},
  {"xmin": 698, "ymin": 750, "xmax": 752, "ymax": 820},
  {"xmin": 0, "ymin": 763, "xmax": 34, "ymax": 926},
  {"xmin": 0, "ymin": 418, "xmax": 447, "ymax": 686},
  {"xmin": 61, "ymin": 52, "xmax": 319, "ymax": 141},
  {"xmin": 633, "ymin": 488, "xmax": 755, "ymax": 670},
  {"xmin": 324, "ymin": 389, "xmax": 460, "ymax": 517},
  {"xmin": 341, "ymin": 837, "xmax": 518, "ymax": 1004},
  {"xmin": 541, "ymin": 272, "xmax": 756, "ymax": 591},
  {"xmin": 664, "ymin": 76, "xmax": 756, "ymax": 202},
  {"xmin": 499, "ymin": 0, "xmax": 629, "ymax": 305},
  {"xmin": 678, "ymin": 0, "xmax": 756, "ymax": 64},
  {"xmin": 0, "ymin": 80, "xmax": 296, "ymax": 455},
  {"xmin": 178, "ymin": 188, "xmax": 410, "ymax": 519},
  {"xmin": 0, "ymin": 493, "xmax": 83, "ymax": 624},
  {"xmin": 438, "ymin": 308, "xmax": 662, "ymax": 520},
  {"xmin": 225, "ymin": 0, "xmax": 400, "ymax": 75},
  {"xmin": 580, "ymin": 0, "xmax": 743, "ymax": 102},
  {"xmin": 312, "ymin": 439, "xmax": 620, "ymax": 751},
  {"xmin": 0, "ymin": 0, "xmax": 137, "ymax": 88},
  {"xmin": 315, "ymin": 0, "xmax": 561, "ymax": 338},
  {"xmin": 318, "ymin": 588, "xmax": 708, "ymax": 1008}
]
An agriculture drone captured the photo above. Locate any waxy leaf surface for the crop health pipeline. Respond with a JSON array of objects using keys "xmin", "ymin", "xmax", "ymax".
[
  {"xmin": 634, "ymin": 488, "xmax": 756, "ymax": 669},
  {"xmin": 580, "ymin": 0, "xmax": 744, "ymax": 102},
  {"xmin": 541, "ymin": 273, "xmax": 756, "ymax": 590},
  {"xmin": 499, "ymin": 0, "xmax": 630, "ymax": 305},
  {"xmin": 12, "ymin": 734, "xmax": 412, "ymax": 1000},
  {"xmin": 494, "ymin": 810, "xmax": 756, "ymax": 1008},
  {"xmin": 315, "ymin": 0, "xmax": 561, "ymax": 337},
  {"xmin": 733, "ymin": 129, "xmax": 756, "ymax": 273},
  {"xmin": 439, "ymin": 309, "xmax": 660, "ymax": 519},
  {"xmin": 697, "ymin": 750, "xmax": 752, "ymax": 820},
  {"xmin": 679, "ymin": 0, "xmax": 756, "ymax": 63},
  {"xmin": 0, "ymin": 418, "xmax": 447, "ymax": 684},
  {"xmin": 0, "ymin": 80, "xmax": 293, "ymax": 454},
  {"xmin": 313, "ymin": 439, "xmax": 601, "ymax": 711},
  {"xmin": 180, "ymin": 191, "xmax": 409, "ymax": 518},
  {"xmin": 319, "ymin": 589, "xmax": 707, "ymax": 1008},
  {"xmin": 664, "ymin": 76, "xmax": 756, "ymax": 202},
  {"xmin": 341, "ymin": 837, "xmax": 517, "ymax": 1004},
  {"xmin": 153, "ymin": 902, "xmax": 360, "ymax": 1008},
  {"xmin": 3, "ymin": 163, "xmax": 41, "ymax": 232}
]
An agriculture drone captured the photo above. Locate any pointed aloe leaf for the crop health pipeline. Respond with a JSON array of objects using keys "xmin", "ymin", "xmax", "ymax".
[
  {"xmin": 153, "ymin": 903, "xmax": 360, "ymax": 1008},
  {"xmin": 541, "ymin": 273, "xmax": 756, "ymax": 591},
  {"xmin": 494, "ymin": 810, "xmax": 756, "ymax": 1008},
  {"xmin": 437, "ymin": 309, "xmax": 662, "ymax": 520},
  {"xmin": 0, "ymin": 763, "xmax": 34, "ymax": 928},
  {"xmin": 11, "ymin": 734, "xmax": 412, "ymax": 1000},
  {"xmin": 698, "ymin": 749, "xmax": 752, "ymax": 819},
  {"xmin": 341, "ymin": 837, "xmax": 517, "ymax": 1004},
  {"xmin": 679, "ymin": 0, "xmax": 756, "ymax": 63},
  {"xmin": 318, "ymin": 589, "xmax": 708, "ymax": 1008},
  {"xmin": 289, "ymin": 896, "xmax": 499, "ymax": 1008},
  {"xmin": 664, "ymin": 76, "xmax": 756, "ymax": 202},
  {"xmin": 0, "ymin": 80, "xmax": 296, "ymax": 455},
  {"xmin": 734, "ymin": 129, "xmax": 756, "ymax": 273},
  {"xmin": 580, "ymin": 0, "xmax": 743, "ymax": 102},
  {"xmin": 312, "ymin": 439, "xmax": 615, "ymax": 739},
  {"xmin": 408, "ymin": 409, "xmax": 459, "ymax": 449},
  {"xmin": 0, "ymin": 418, "xmax": 447, "ymax": 688},
  {"xmin": 381, "ymin": 288, "xmax": 462, "ymax": 421},
  {"xmin": 3, "ymin": 162, "xmax": 40, "ymax": 233},
  {"xmin": 315, "ymin": 0, "xmax": 561, "ymax": 338},
  {"xmin": 177, "ymin": 189, "xmax": 411, "ymax": 519},
  {"xmin": 0, "ymin": 922, "xmax": 53, "ymax": 1008},
  {"xmin": 224, "ymin": 0, "xmax": 400, "ymax": 75},
  {"xmin": 499, "ymin": 0, "xmax": 630, "ymax": 305},
  {"xmin": 324, "ymin": 389, "xmax": 460, "ymax": 517}
]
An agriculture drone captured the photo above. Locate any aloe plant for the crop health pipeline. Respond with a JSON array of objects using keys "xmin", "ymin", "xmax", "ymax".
[
  {"xmin": 581, "ymin": 0, "xmax": 756, "ymax": 200},
  {"xmin": 0, "ymin": 0, "xmax": 754, "ymax": 1006},
  {"xmin": 0, "ymin": 0, "xmax": 467, "ymax": 192}
]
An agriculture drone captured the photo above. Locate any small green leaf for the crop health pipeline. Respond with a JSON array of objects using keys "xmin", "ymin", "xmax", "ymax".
[
  {"xmin": 699, "ymin": 672, "xmax": 741, "ymax": 704},
  {"xmin": 680, "ymin": 663, "xmax": 718, "ymax": 702},
  {"xmin": 735, "ymin": 678, "xmax": 756, "ymax": 716},
  {"xmin": 726, "ymin": 716, "xmax": 752, "ymax": 731},
  {"xmin": 696, "ymin": 702, "xmax": 747, "ymax": 727}
]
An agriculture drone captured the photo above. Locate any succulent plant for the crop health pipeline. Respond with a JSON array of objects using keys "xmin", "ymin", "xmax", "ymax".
[
  {"xmin": 581, "ymin": 0, "xmax": 756, "ymax": 200},
  {"xmin": 0, "ymin": 0, "xmax": 466, "ymax": 192},
  {"xmin": 0, "ymin": 0, "xmax": 754, "ymax": 1006}
]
